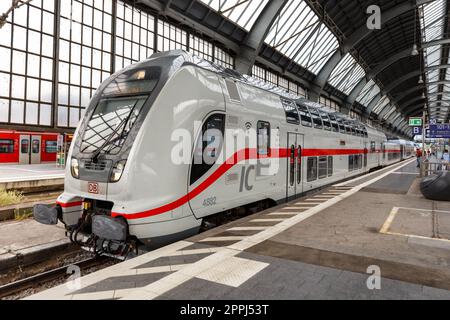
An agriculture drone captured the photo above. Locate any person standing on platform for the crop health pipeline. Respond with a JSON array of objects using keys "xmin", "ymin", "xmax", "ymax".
[
  {"xmin": 416, "ymin": 148, "xmax": 423, "ymax": 168},
  {"xmin": 442, "ymin": 149, "xmax": 449, "ymax": 171}
]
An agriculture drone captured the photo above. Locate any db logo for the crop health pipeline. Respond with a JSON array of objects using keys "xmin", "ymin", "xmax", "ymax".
[{"xmin": 88, "ymin": 182, "xmax": 99, "ymax": 194}]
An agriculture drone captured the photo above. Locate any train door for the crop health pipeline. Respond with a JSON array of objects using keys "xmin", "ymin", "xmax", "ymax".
[
  {"xmin": 19, "ymin": 135, "xmax": 30, "ymax": 164},
  {"xmin": 19, "ymin": 134, "xmax": 41, "ymax": 164},
  {"xmin": 30, "ymin": 135, "xmax": 41, "ymax": 164},
  {"xmin": 286, "ymin": 133, "xmax": 303, "ymax": 200}
]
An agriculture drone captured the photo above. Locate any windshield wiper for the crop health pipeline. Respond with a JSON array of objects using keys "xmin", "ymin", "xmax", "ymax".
[{"xmin": 91, "ymin": 116, "xmax": 129, "ymax": 162}]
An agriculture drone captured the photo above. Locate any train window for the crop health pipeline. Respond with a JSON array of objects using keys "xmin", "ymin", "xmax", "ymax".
[
  {"xmin": 328, "ymin": 114, "xmax": 339, "ymax": 132},
  {"xmin": 363, "ymin": 128, "xmax": 368, "ymax": 138},
  {"xmin": 45, "ymin": 141, "xmax": 57, "ymax": 153},
  {"xmin": 296, "ymin": 104, "xmax": 312, "ymax": 127},
  {"xmin": 318, "ymin": 156, "xmax": 328, "ymax": 179},
  {"xmin": 354, "ymin": 155, "xmax": 360, "ymax": 169},
  {"xmin": 0, "ymin": 139, "xmax": 14, "ymax": 153},
  {"xmin": 358, "ymin": 155, "xmax": 363, "ymax": 169},
  {"xmin": 320, "ymin": 112, "xmax": 332, "ymax": 131},
  {"xmin": 225, "ymin": 80, "xmax": 241, "ymax": 102},
  {"xmin": 32, "ymin": 139, "xmax": 40, "ymax": 154},
  {"xmin": 297, "ymin": 146, "xmax": 302, "ymax": 184},
  {"xmin": 290, "ymin": 145, "xmax": 295, "ymax": 187},
  {"xmin": 348, "ymin": 155, "xmax": 354, "ymax": 171},
  {"xmin": 190, "ymin": 114, "xmax": 225, "ymax": 185},
  {"xmin": 336, "ymin": 118, "xmax": 346, "ymax": 134},
  {"xmin": 309, "ymin": 108, "xmax": 323, "ymax": 129},
  {"xmin": 257, "ymin": 121, "xmax": 270, "ymax": 155},
  {"xmin": 370, "ymin": 141, "xmax": 376, "ymax": 152},
  {"xmin": 307, "ymin": 157, "xmax": 318, "ymax": 182},
  {"xmin": 328, "ymin": 156, "xmax": 333, "ymax": 176},
  {"xmin": 281, "ymin": 99, "xmax": 300, "ymax": 124},
  {"xmin": 21, "ymin": 139, "xmax": 29, "ymax": 153}
]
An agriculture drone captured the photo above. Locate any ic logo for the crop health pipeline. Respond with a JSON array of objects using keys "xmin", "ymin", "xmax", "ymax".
[{"xmin": 88, "ymin": 182, "xmax": 99, "ymax": 194}]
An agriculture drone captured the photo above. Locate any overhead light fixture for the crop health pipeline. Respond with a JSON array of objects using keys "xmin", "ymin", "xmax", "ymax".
[
  {"xmin": 411, "ymin": 44, "xmax": 419, "ymax": 56},
  {"xmin": 418, "ymin": 76, "xmax": 424, "ymax": 84},
  {"xmin": 421, "ymin": 92, "xmax": 426, "ymax": 99}
]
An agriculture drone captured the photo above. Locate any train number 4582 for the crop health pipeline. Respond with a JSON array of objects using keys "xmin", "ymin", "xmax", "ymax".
[{"xmin": 203, "ymin": 197, "xmax": 217, "ymax": 207}]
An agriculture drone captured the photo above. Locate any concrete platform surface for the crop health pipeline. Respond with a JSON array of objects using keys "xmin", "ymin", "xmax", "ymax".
[
  {"xmin": 26, "ymin": 159, "xmax": 450, "ymax": 300},
  {"xmin": 0, "ymin": 164, "xmax": 65, "ymax": 183},
  {"xmin": 0, "ymin": 219, "xmax": 68, "ymax": 271}
]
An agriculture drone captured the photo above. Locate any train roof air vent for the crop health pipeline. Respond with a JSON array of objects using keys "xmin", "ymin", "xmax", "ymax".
[{"xmin": 225, "ymin": 80, "xmax": 241, "ymax": 103}]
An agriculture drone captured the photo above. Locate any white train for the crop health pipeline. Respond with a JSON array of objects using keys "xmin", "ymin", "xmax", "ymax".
[{"xmin": 34, "ymin": 50, "xmax": 413, "ymax": 256}]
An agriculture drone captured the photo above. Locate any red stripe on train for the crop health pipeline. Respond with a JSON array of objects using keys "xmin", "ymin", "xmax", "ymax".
[
  {"xmin": 57, "ymin": 201, "xmax": 83, "ymax": 208},
  {"xmin": 112, "ymin": 147, "xmax": 389, "ymax": 220}
]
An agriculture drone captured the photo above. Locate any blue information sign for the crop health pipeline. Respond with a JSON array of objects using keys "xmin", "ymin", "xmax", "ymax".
[{"xmin": 428, "ymin": 124, "xmax": 450, "ymax": 138}]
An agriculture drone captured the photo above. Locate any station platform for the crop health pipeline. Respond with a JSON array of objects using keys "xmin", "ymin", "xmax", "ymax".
[
  {"xmin": 27, "ymin": 159, "xmax": 450, "ymax": 300},
  {"xmin": 0, "ymin": 164, "xmax": 64, "ymax": 192},
  {"xmin": 0, "ymin": 219, "xmax": 69, "ymax": 273}
]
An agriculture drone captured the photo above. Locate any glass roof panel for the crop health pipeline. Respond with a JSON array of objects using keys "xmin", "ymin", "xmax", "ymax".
[
  {"xmin": 421, "ymin": 0, "xmax": 447, "ymax": 120},
  {"xmin": 372, "ymin": 96, "xmax": 390, "ymax": 114},
  {"xmin": 200, "ymin": 0, "xmax": 269, "ymax": 31},
  {"xmin": 356, "ymin": 80, "xmax": 381, "ymax": 107},
  {"xmin": 264, "ymin": 0, "xmax": 339, "ymax": 75},
  {"xmin": 328, "ymin": 53, "xmax": 366, "ymax": 95}
]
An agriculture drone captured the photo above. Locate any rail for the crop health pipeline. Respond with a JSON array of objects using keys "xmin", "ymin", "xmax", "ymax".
[{"xmin": 420, "ymin": 159, "xmax": 450, "ymax": 177}]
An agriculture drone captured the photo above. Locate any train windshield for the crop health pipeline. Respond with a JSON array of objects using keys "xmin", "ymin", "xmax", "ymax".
[{"xmin": 80, "ymin": 95, "xmax": 148, "ymax": 154}]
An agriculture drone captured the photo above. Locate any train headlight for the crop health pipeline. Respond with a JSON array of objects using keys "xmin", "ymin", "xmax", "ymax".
[
  {"xmin": 110, "ymin": 160, "xmax": 126, "ymax": 183},
  {"xmin": 71, "ymin": 158, "xmax": 79, "ymax": 179}
]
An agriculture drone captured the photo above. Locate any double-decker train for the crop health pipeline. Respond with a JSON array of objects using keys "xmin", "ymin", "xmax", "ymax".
[{"xmin": 34, "ymin": 50, "xmax": 414, "ymax": 257}]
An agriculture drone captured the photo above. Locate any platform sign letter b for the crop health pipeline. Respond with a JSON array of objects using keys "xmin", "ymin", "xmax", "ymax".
[{"xmin": 367, "ymin": 5, "xmax": 381, "ymax": 30}]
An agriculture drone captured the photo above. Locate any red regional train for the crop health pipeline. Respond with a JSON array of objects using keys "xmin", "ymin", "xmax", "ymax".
[{"xmin": 0, "ymin": 130, "xmax": 59, "ymax": 164}]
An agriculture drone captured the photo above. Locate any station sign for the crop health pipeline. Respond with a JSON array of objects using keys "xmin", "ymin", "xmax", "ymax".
[
  {"xmin": 428, "ymin": 124, "xmax": 450, "ymax": 138},
  {"xmin": 412, "ymin": 127, "xmax": 422, "ymax": 135},
  {"xmin": 409, "ymin": 118, "xmax": 422, "ymax": 126}
]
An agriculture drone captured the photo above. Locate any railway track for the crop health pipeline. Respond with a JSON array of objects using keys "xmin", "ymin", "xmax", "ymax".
[{"xmin": 0, "ymin": 256, "xmax": 112, "ymax": 299}]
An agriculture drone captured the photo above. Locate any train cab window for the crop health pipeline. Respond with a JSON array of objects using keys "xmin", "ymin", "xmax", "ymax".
[
  {"xmin": 190, "ymin": 114, "xmax": 225, "ymax": 185},
  {"xmin": 320, "ymin": 112, "xmax": 332, "ymax": 131},
  {"xmin": 309, "ymin": 108, "xmax": 323, "ymax": 129},
  {"xmin": 328, "ymin": 156, "xmax": 333, "ymax": 176},
  {"xmin": 307, "ymin": 157, "xmax": 318, "ymax": 182},
  {"xmin": 0, "ymin": 139, "xmax": 14, "ymax": 153},
  {"xmin": 328, "ymin": 114, "xmax": 339, "ymax": 132},
  {"xmin": 318, "ymin": 156, "xmax": 328, "ymax": 179},
  {"xmin": 281, "ymin": 99, "xmax": 300, "ymax": 124},
  {"xmin": 32, "ymin": 139, "xmax": 40, "ymax": 154},
  {"xmin": 296, "ymin": 104, "xmax": 312, "ymax": 127},
  {"xmin": 257, "ymin": 121, "xmax": 270, "ymax": 155},
  {"xmin": 21, "ymin": 139, "xmax": 29, "ymax": 153},
  {"xmin": 45, "ymin": 141, "xmax": 57, "ymax": 153}
]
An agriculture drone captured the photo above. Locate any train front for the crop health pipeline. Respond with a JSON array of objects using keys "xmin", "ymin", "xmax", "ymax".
[{"xmin": 33, "ymin": 55, "xmax": 177, "ymax": 258}]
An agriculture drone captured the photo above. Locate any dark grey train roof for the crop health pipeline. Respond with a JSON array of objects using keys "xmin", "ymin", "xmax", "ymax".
[{"xmin": 148, "ymin": 50, "xmax": 375, "ymax": 132}]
